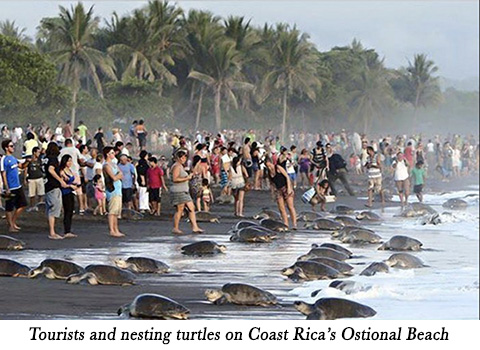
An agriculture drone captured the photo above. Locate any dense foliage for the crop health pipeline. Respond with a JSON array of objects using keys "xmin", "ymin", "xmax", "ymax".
[{"xmin": 0, "ymin": 1, "xmax": 477, "ymax": 135}]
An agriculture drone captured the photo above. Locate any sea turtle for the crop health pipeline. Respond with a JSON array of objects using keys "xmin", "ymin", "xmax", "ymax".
[
  {"xmin": 334, "ymin": 216, "xmax": 362, "ymax": 227},
  {"xmin": 230, "ymin": 227, "xmax": 276, "ymax": 243},
  {"xmin": 385, "ymin": 253, "xmax": 427, "ymax": 269},
  {"xmin": 194, "ymin": 211, "xmax": 221, "ymax": 223},
  {"xmin": 442, "ymin": 198, "xmax": 468, "ymax": 210},
  {"xmin": 297, "ymin": 247, "xmax": 350, "ymax": 261},
  {"xmin": 282, "ymin": 261, "xmax": 344, "ymax": 281},
  {"xmin": 0, "ymin": 258, "xmax": 30, "ymax": 277},
  {"xmin": 28, "ymin": 259, "xmax": 85, "ymax": 280},
  {"xmin": 294, "ymin": 298, "xmax": 377, "ymax": 320},
  {"xmin": 205, "ymin": 283, "xmax": 277, "ymax": 306},
  {"xmin": 399, "ymin": 203, "xmax": 437, "ymax": 218},
  {"xmin": 306, "ymin": 218, "xmax": 344, "ymax": 231},
  {"xmin": 340, "ymin": 229, "xmax": 382, "ymax": 244},
  {"xmin": 253, "ymin": 208, "xmax": 282, "ymax": 221},
  {"xmin": 118, "ymin": 294, "xmax": 189, "ymax": 319},
  {"xmin": 313, "ymin": 243, "xmax": 353, "ymax": 257},
  {"xmin": 297, "ymin": 211, "xmax": 323, "ymax": 222},
  {"xmin": 356, "ymin": 211, "xmax": 383, "ymax": 221},
  {"xmin": 259, "ymin": 218, "xmax": 289, "ymax": 232},
  {"xmin": 332, "ymin": 205, "xmax": 355, "ymax": 215},
  {"xmin": 0, "ymin": 235, "xmax": 25, "ymax": 250},
  {"xmin": 328, "ymin": 280, "xmax": 371, "ymax": 294},
  {"xmin": 121, "ymin": 208, "xmax": 144, "ymax": 220},
  {"xmin": 331, "ymin": 226, "xmax": 374, "ymax": 239},
  {"xmin": 360, "ymin": 262, "xmax": 390, "ymax": 276},
  {"xmin": 230, "ymin": 220, "xmax": 259, "ymax": 232},
  {"xmin": 378, "ymin": 235, "xmax": 423, "ymax": 251},
  {"xmin": 66, "ymin": 264, "xmax": 136, "ymax": 285},
  {"xmin": 216, "ymin": 194, "xmax": 235, "ymax": 205},
  {"xmin": 303, "ymin": 257, "xmax": 354, "ymax": 275},
  {"xmin": 181, "ymin": 241, "xmax": 227, "ymax": 256},
  {"xmin": 114, "ymin": 257, "xmax": 170, "ymax": 273}
]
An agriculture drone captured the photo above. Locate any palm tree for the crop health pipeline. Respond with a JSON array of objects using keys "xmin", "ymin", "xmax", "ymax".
[
  {"xmin": 188, "ymin": 38, "xmax": 254, "ymax": 131},
  {"xmin": 0, "ymin": 20, "xmax": 31, "ymax": 44},
  {"xmin": 404, "ymin": 54, "xmax": 441, "ymax": 130},
  {"xmin": 183, "ymin": 9, "xmax": 223, "ymax": 129},
  {"xmin": 349, "ymin": 64, "xmax": 394, "ymax": 133},
  {"xmin": 39, "ymin": 3, "xmax": 116, "ymax": 128},
  {"xmin": 260, "ymin": 25, "xmax": 321, "ymax": 142}
]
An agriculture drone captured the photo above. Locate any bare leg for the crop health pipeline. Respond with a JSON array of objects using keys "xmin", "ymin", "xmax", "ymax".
[
  {"xmin": 276, "ymin": 197, "xmax": 289, "ymax": 227},
  {"xmin": 186, "ymin": 201, "xmax": 203, "ymax": 233},
  {"xmin": 286, "ymin": 196, "xmax": 297, "ymax": 228},
  {"xmin": 12, "ymin": 207, "xmax": 25, "ymax": 230},
  {"xmin": 172, "ymin": 203, "xmax": 185, "ymax": 233}
]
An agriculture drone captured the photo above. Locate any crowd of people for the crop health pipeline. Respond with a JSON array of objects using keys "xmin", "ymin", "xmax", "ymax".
[{"xmin": 1, "ymin": 119, "xmax": 479, "ymax": 239}]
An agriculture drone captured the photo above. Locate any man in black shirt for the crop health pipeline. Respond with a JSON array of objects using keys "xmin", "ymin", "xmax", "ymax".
[
  {"xmin": 326, "ymin": 144, "xmax": 355, "ymax": 196},
  {"xmin": 26, "ymin": 147, "xmax": 45, "ymax": 208}
]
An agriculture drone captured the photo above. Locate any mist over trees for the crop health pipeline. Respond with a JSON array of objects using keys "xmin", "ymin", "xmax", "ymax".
[{"xmin": 0, "ymin": 1, "xmax": 478, "ymax": 136}]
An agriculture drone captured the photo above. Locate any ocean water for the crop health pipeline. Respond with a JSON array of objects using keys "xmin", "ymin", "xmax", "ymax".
[{"xmin": 289, "ymin": 186, "xmax": 479, "ymax": 320}]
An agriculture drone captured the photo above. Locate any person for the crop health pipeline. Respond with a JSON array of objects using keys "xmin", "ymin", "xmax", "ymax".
[
  {"xmin": 136, "ymin": 150, "xmax": 150, "ymax": 213},
  {"xmin": 265, "ymin": 157, "xmax": 297, "ymax": 229},
  {"xmin": 170, "ymin": 150, "xmax": 204, "ymax": 234},
  {"xmin": 93, "ymin": 174, "xmax": 106, "ymax": 215},
  {"xmin": 23, "ymin": 132, "xmax": 38, "ymax": 159},
  {"xmin": 1, "ymin": 139, "xmax": 28, "ymax": 232},
  {"xmin": 59, "ymin": 138, "xmax": 85, "ymax": 214},
  {"xmin": 118, "ymin": 154, "xmax": 136, "ymax": 210},
  {"xmin": 59, "ymin": 155, "xmax": 79, "ymax": 238},
  {"xmin": 62, "ymin": 120, "xmax": 73, "ymax": 140},
  {"xmin": 219, "ymin": 147, "xmax": 231, "ymax": 195},
  {"xmin": 146, "ymin": 156, "xmax": 167, "ymax": 216},
  {"xmin": 326, "ymin": 144, "xmax": 355, "ymax": 196},
  {"xmin": 392, "ymin": 152, "xmax": 410, "ymax": 206},
  {"xmin": 200, "ymin": 178, "xmax": 214, "ymax": 212},
  {"xmin": 94, "ymin": 127, "xmax": 106, "ymax": 152},
  {"xmin": 77, "ymin": 121, "xmax": 88, "ymax": 144},
  {"xmin": 310, "ymin": 179, "xmax": 331, "ymax": 212},
  {"xmin": 229, "ymin": 156, "xmax": 248, "ymax": 217},
  {"xmin": 103, "ymin": 146, "xmax": 124, "ymax": 237},
  {"xmin": 189, "ymin": 155, "xmax": 204, "ymax": 211},
  {"xmin": 411, "ymin": 160, "xmax": 426, "ymax": 202},
  {"xmin": 310, "ymin": 140, "xmax": 329, "ymax": 181},
  {"xmin": 26, "ymin": 146, "xmax": 45, "ymax": 208},
  {"xmin": 298, "ymin": 148, "xmax": 311, "ymax": 189},
  {"xmin": 210, "ymin": 146, "xmax": 221, "ymax": 185},
  {"xmin": 43, "ymin": 142, "xmax": 65, "ymax": 240},
  {"xmin": 364, "ymin": 146, "xmax": 385, "ymax": 208},
  {"xmin": 135, "ymin": 119, "xmax": 147, "ymax": 150}
]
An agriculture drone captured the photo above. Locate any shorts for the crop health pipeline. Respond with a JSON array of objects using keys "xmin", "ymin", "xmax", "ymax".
[
  {"xmin": 368, "ymin": 177, "xmax": 382, "ymax": 193},
  {"xmin": 5, "ymin": 187, "xmax": 28, "ymax": 212},
  {"xmin": 28, "ymin": 178, "xmax": 45, "ymax": 198},
  {"xmin": 86, "ymin": 182, "xmax": 95, "ymax": 198},
  {"xmin": 413, "ymin": 184, "xmax": 423, "ymax": 194},
  {"xmin": 148, "ymin": 188, "xmax": 161, "ymax": 202},
  {"xmin": 288, "ymin": 173, "xmax": 297, "ymax": 182},
  {"xmin": 122, "ymin": 188, "xmax": 134, "ymax": 203},
  {"xmin": 171, "ymin": 191, "xmax": 192, "ymax": 206},
  {"xmin": 395, "ymin": 179, "xmax": 410, "ymax": 193},
  {"xmin": 108, "ymin": 195, "xmax": 122, "ymax": 216},
  {"xmin": 45, "ymin": 188, "xmax": 62, "ymax": 218},
  {"xmin": 275, "ymin": 186, "xmax": 294, "ymax": 201},
  {"xmin": 220, "ymin": 170, "xmax": 228, "ymax": 188}
]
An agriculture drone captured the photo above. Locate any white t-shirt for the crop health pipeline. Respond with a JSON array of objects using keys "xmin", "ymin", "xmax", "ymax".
[
  {"xmin": 59, "ymin": 146, "xmax": 82, "ymax": 175},
  {"xmin": 393, "ymin": 159, "xmax": 409, "ymax": 181}
]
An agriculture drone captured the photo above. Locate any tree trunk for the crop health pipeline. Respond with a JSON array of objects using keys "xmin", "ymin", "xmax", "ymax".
[
  {"xmin": 281, "ymin": 87, "xmax": 288, "ymax": 143},
  {"xmin": 412, "ymin": 87, "xmax": 421, "ymax": 133},
  {"xmin": 71, "ymin": 66, "xmax": 80, "ymax": 129},
  {"xmin": 214, "ymin": 85, "xmax": 222, "ymax": 131},
  {"xmin": 195, "ymin": 85, "xmax": 204, "ymax": 130}
]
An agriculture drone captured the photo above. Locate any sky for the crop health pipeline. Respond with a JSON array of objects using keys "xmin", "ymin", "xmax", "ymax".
[{"xmin": 0, "ymin": 0, "xmax": 478, "ymax": 80}]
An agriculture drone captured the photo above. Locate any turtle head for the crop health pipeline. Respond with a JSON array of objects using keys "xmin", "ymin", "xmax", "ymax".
[
  {"xmin": 296, "ymin": 254, "xmax": 310, "ymax": 262},
  {"xmin": 281, "ymin": 265, "xmax": 295, "ymax": 276},
  {"xmin": 66, "ymin": 272, "xmax": 89, "ymax": 284},
  {"xmin": 27, "ymin": 267, "xmax": 43, "ymax": 279},
  {"xmin": 113, "ymin": 258, "xmax": 128, "ymax": 269},
  {"xmin": 217, "ymin": 245, "xmax": 227, "ymax": 253},
  {"xmin": 205, "ymin": 289, "xmax": 223, "ymax": 303},
  {"xmin": 117, "ymin": 304, "xmax": 130, "ymax": 316},
  {"xmin": 293, "ymin": 301, "xmax": 315, "ymax": 316}
]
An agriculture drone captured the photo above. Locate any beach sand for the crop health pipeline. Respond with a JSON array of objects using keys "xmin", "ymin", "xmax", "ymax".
[{"xmin": 0, "ymin": 174, "xmax": 478, "ymax": 320}]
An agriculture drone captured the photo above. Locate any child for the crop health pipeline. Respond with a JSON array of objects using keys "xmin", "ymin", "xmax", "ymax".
[
  {"xmin": 93, "ymin": 174, "xmax": 106, "ymax": 215},
  {"xmin": 201, "ymin": 178, "xmax": 214, "ymax": 212},
  {"xmin": 411, "ymin": 160, "xmax": 426, "ymax": 202}
]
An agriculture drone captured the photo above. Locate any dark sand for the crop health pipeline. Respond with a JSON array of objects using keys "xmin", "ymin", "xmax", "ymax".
[{"xmin": 0, "ymin": 174, "xmax": 477, "ymax": 319}]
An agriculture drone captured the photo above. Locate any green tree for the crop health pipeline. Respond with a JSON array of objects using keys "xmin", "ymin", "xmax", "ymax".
[
  {"xmin": 0, "ymin": 20, "xmax": 31, "ymax": 44},
  {"xmin": 39, "ymin": 3, "xmax": 117, "ymax": 128},
  {"xmin": 261, "ymin": 25, "xmax": 321, "ymax": 141}
]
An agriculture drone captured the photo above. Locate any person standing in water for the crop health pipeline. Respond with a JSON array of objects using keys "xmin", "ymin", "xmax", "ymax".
[{"xmin": 411, "ymin": 160, "xmax": 426, "ymax": 202}]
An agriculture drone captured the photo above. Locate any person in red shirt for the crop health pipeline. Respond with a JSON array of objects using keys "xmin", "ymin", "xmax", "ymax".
[
  {"xmin": 404, "ymin": 142, "xmax": 414, "ymax": 168},
  {"xmin": 146, "ymin": 157, "xmax": 168, "ymax": 216}
]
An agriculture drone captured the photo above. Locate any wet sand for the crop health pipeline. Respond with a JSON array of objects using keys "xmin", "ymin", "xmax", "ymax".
[{"xmin": 0, "ymin": 174, "xmax": 477, "ymax": 320}]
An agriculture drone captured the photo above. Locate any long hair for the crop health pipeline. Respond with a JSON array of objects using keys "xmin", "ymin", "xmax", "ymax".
[
  {"xmin": 231, "ymin": 156, "xmax": 241, "ymax": 173},
  {"xmin": 59, "ymin": 155, "xmax": 72, "ymax": 171},
  {"xmin": 45, "ymin": 142, "xmax": 60, "ymax": 158}
]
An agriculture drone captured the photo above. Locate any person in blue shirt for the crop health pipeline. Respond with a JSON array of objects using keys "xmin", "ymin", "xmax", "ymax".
[
  {"xmin": 1, "ymin": 139, "xmax": 28, "ymax": 232},
  {"xmin": 118, "ymin": 154, "xmax": 136, "ymax": 210}
]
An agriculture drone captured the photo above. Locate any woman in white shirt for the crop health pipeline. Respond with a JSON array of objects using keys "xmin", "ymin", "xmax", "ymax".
[{"xmin": 392, "ymin": 152, "xmax": 410, "ymax": 206}]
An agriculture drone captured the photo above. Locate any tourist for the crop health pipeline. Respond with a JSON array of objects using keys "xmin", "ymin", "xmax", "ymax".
[
  {"xmin": 26, "ymin": 146, "xmax": 45, "ymax": 208},
  {"xmin": 229, "ymin": 156, "xmax": 248, "ymax": 217},
  {"xmin": 364, "ymin": 146, "xmax": 385, "ymax": 208},
  {"xmin": 59, "ymin": 154, "xmax": 79, "ymax": 238},
  {"xmin": 103, "ymin": 146, "xmax": 124, "ymax": 237}
]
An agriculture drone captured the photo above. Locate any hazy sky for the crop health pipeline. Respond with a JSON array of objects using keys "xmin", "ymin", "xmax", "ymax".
[{"xmin": 1, "ymin": 0, "xmax": 478, "ymax": 80}]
